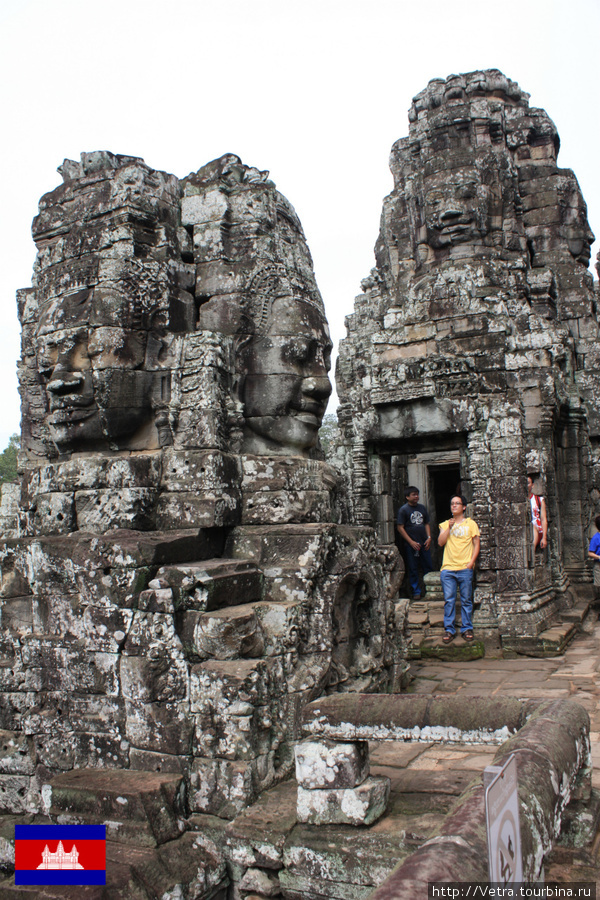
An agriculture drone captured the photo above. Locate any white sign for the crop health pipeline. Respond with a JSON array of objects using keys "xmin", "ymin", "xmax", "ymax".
[{"xmin": 485, "ymin": 754, "xmax": 523, "ymax": 884}]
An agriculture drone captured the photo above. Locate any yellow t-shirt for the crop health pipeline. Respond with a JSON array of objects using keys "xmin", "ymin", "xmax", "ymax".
[{"xmin": 439, "ymin": 517, "xmax": 480, "ymax": 571}]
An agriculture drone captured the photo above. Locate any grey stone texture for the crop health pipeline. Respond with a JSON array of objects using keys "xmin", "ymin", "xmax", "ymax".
[
  {"xmin": 295, "ymin": 739, "xmax": 370, "ymax": 790},
  {"xmin": 1, "ymin": 67, "xmax": 599, "ymax": 897},
  {"xmin": 300, "ymin": 692, "xmax": 590, "ymax": 891},
  {"xmin": 296, "ymin": 776, "xmax": 391, "ymax": 826},
  {"xmin": 336, "ymin": 69, "xmax": 600, "ymax": 650},
  {"xmin": 0, "ymin": 146, "xmax": 406, "ymax": 859}
]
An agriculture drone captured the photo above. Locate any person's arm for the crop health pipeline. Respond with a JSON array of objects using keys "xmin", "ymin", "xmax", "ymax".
[
  {"xmin": 466, "ymin": 535, "xmax": 480, "ymax": 569},
  {"xmin": 397, "ymin": 523, "xmax": 420, "ymax": 551},
  {"xmin": 438, "ymin": 519, "xmax": 454, "ymax": 547},
  {"xmin": 539, "ymin": 498, "xmax": 548, "ymax": 549},
  {"xmin": 589, "ymin": 550, "xmax": 600, "ymax": 561},
  {"xmin": 424, "ymin": 523, "xmax": 432, "ymax": 550}
]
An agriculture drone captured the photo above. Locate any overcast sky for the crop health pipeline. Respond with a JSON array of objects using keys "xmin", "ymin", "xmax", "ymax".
[{"xmin": 1, "ymin": 0, "xmax": 598, "ymax": 450}]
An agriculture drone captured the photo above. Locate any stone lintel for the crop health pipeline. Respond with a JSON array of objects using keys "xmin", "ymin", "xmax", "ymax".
[{"xmin": 302, "ymin": 694, "xmax": 538, "ymax": 744}]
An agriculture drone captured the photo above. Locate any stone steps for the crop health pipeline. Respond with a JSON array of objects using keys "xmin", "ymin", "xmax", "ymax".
[
  {"xmin": 179, "ymin": 598, "xmax": 299, "ymax": 661},
  {"xmin": 561, "ymin": 599, "xmax": 593, "ymax": 627},
  {"xmin": 156, "ymin": 558, "xmax": 263, "ymax": 612},
  {"xmin": 47, "ymin": 769, "xmax": 187, "ymax": 847},
  {"xmin": 502, "ymin": 620, "xmax": 578, "ymax": 657},
  {"xmin": 0, "ymin": 769, "xmax": 229, "ymax": 899}
]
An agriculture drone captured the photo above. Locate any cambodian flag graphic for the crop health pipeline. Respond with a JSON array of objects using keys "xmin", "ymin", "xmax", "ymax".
[{"xmin": 15, "ymin": 824, "xmax": 106, "ymax": 885}]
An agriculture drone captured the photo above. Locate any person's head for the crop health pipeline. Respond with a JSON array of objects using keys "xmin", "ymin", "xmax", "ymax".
[
  {"xmin": 404, "ymin": 486, "xmax": 420, "ymax": 506},
  {"xmin": 595, "ymin": 515, "xmax": 600, "ymax": 532},
  {"xmin": 527, "ymin": 474, "xmax": 539, "ymax": 496},
  {"xmin": 238, "ymin": 271, "xmax": 332, "ymax": 457},
  {"xmin": 450, "ymin": 494, "xmax": 467, "ymax": 516}
]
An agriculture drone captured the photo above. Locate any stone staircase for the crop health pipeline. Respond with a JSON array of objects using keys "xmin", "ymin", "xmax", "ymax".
[{"xmin": 405, "ymin": 571, "xmax": 592, "ymax": 660}]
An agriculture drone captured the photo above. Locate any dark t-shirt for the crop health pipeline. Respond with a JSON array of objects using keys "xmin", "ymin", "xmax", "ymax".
[{"xmin": 397, "ymin": 502, "xmax": 430, "ymax": 544}]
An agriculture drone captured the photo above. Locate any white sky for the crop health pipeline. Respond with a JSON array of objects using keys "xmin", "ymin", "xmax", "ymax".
[{"xmin": 1, "ymin": 0, "xmax": 598, "ymax": 450}]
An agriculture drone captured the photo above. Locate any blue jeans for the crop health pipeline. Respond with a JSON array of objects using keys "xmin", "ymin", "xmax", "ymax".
[
  {"xmin": 405, "ymin": 544, "xmax": 433, "ymax": 598},
  {"xmin": 440, "ymin": 569, "xmax": 474, "ymax": 634}
]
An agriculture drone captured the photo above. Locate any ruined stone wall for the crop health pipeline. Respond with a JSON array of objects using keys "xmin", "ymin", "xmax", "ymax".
[{"xmin": 337, "ymin": 70, "xmax": 599, "ymax": 647}]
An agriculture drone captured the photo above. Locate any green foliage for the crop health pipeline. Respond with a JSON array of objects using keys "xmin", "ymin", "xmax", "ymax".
[{"xmin": 0, "ymin": 434, "xmax": 19, "ymax": 485}]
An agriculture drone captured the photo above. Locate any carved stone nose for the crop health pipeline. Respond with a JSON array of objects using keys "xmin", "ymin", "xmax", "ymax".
[{"xmin": 304, "ymin": 376, "xmax": 332, "ymax": 399}]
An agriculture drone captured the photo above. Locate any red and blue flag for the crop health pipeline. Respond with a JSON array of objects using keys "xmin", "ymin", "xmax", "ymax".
[{"xmin": 15, "ymin": 824, "xmax": 106, "ymax": 885}]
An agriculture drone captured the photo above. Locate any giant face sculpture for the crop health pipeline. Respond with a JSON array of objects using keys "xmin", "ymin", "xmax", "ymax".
[
  {"xmin": 414, "ymin": 147, "xmax": 514, "ymax": 260},
  {"xmin": 239, "ymin": 282, "xmax": 332, "ymax": 457},
  {"xmin": 34, "ymin": 292, "xmax": 163, "ymax": 452}
]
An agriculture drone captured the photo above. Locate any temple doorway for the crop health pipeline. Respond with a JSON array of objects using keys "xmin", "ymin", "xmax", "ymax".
[
  {"xmin": 405, "ymin": 449, "xmax": 463, "ymax": 571},
  {"xmin": 428, "ymin": 463, "xmax": 462, "ymax": 569}
]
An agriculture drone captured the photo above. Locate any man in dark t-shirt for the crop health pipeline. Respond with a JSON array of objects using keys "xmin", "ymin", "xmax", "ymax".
[{"xmin": 397, "ymin": 486, "xmax": 433, "ymax": 600}]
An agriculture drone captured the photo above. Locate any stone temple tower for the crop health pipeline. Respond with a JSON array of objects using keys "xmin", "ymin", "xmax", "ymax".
[
  {"xmin": 0, "ymin": 150, "xmax": 404, "ymax": 830},
  {"xmin": 337, "ymin": 69, "xmax": 599, "ymax": 654}
]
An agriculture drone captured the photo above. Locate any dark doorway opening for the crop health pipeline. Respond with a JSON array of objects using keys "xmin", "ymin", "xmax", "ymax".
[
  {"xmin": 430, "ymin": 465, "xmax": 462, "ymax": 525},
  {"xmin": 429, "ymin": 464, "xmax": 462, "ymax": 570}
]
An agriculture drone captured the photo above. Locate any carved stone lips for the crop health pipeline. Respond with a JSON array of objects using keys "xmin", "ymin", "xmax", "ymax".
[
  {"xmin": 293, "ymin": 399, "xmax": 327, "ymax": 426},
  {"xmin": 50, "ymin": 408, "xmax": 95, "ymax": 424},
  {"xmin": 294, "ymin": 412, "xmax": 321, "ymax": 426}
]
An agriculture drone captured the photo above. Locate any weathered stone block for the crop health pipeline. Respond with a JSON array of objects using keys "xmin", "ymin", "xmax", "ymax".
[
  {"xmin": 241, "ymin": 490, "xmax": 333, "ymax": 525},
  {"xmin": 161, "ymin": 449, "xmax": 241, "ymax": 492},
  {"xmin": 253, "ymin": 601, "xmax": 300, "ymax": 656},
  {"xmin": 194, "ymin": 703, "xmax": 275, "ymax": 761},
  {"xmin": 75, "ymin": 489, "xmax": 157, "ymax": 531},
  {"xmin": 120, "ymin": 654, "xmax": 189, "ymax": 703},
  {"xmin": 296, "ymin": 775, "xmax": 390, "ymax": 825},
  {"xmin": 123, "ymin": 698, "xmax": 193, "ymax": 755},
  {"xmin": 239, "ymin": 867, "xmax": 280, "ymax": 896},
  {"xmin": 48, "ymin": 769, "xmax": 186, "ymax": 847},
  {"xmin": 0, "ymin": 731, "xmax": 36, "ymax": 775},
  {"xmin": 190, "ymin": 658, "xmax": 285, "ymax": 712},
  {"xmin": 295, "ymin": 740, "xmax": 369, "ymax": 790},
  {"xmin": 181, "ymin": 190, "xmax": 228, "ymax": 226},
  {"xmin": 156, "ymin": 490, "xmax": 240, "ymax": 529},
  {"xmin": 0, "ymin": 775, "xmax": 33, "ymax": 814},
  {"xmin": 190, "ymin": 757, "xmax": 268, "ymax": 818},
  {"xmin": 33, "ymin": 493, "xmax": 75, "ymax": 534},
  {"xmin": 158, "ymin": 559, "xmax": 263, "ymax": 612},
  {"xmin": 138, "ymin": 587, "xmax": 175, "ymax": 613},
  {"xmin": 37, "ymin": 455, "xmax": 162, "ymax": 493},
  {"xmin": 224, "ymin": 779, "xmax": 298, "ymax": 870},
  {"xmin": 179, "ymin": 603, "xmax": 265, "ymax": 660}
]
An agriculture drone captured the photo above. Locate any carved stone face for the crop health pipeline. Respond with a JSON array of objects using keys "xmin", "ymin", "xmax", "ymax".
[
  {"xmin": 561, "ymin": 179, "xmax": 595, "ymax": 267},
  {"xmin": 35, "ymin": 301, "xmax": 159, "ymax": 451},
  {"xmin": 241, "ymin": 298, "xmax": 332, "ymax": 456},
  {"xmin": 423, "ymin": 175, "xmax": 487, "ymax": 247}
]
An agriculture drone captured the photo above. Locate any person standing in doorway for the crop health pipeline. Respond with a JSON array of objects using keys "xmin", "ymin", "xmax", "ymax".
[
  {"xmin": 438, "ymin": 495, "xmax": 480, "ymax": 643},
  {"xmin": 397, "ymin": 486, "xmax": 432, "ymax": 600},
  {"xmin": 588, "ymin": 514, "xmax": 600, "ymax": 598},
  {"xmin": 527, "ymin": 475, "xmax": 548, "ymax": 551}
]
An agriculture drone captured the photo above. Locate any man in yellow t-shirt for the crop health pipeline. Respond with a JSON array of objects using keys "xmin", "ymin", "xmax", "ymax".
[{"xmin": 438, "ymin": 494, "xmax": 480, "ymax": 644}]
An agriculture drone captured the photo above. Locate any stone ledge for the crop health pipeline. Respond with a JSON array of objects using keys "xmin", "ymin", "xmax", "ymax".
[
  {"xmin": 302, "ymin": 694, "xmax": 537, "ymax": 744},
  {"xmin": 501, "ymin": 621, "xmax": 578, "ymax": 657}
]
